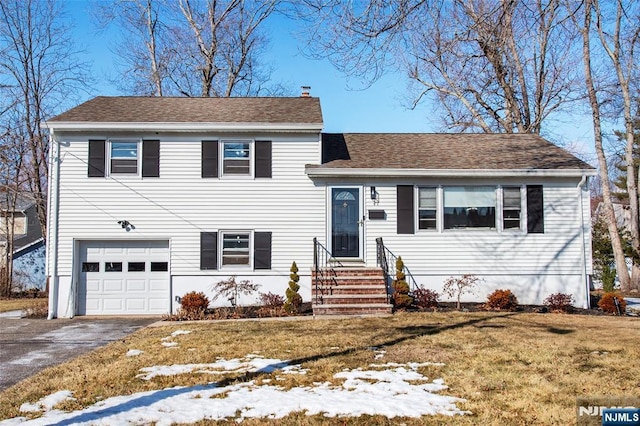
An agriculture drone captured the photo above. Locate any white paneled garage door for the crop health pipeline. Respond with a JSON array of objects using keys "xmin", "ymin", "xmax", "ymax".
[{"xmin": 77, "ymin": 240, "xmax": 170, "ymax": 315}]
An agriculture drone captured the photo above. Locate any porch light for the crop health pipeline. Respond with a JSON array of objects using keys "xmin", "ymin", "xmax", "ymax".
[{"xmin": 370, "ymin": 186, "xmax": 377, "ymax": 200}]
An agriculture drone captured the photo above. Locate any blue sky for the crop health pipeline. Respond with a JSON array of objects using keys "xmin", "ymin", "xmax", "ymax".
[{"xmin": 64, "ymin": 0, "xmax": 595, "ymax": 159}]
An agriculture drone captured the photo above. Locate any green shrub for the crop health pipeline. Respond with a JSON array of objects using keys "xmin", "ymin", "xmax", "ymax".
[
  {"xmin": 284, "ymin": 262, "xmax": 302, "ymax": 313},
  {"xmin": 392, "ymin": 257, "xmax": 413, "ymax": 310},
  {"xmin": 485, "ymin": 289, "xmax": 519, "ymax": 311}
]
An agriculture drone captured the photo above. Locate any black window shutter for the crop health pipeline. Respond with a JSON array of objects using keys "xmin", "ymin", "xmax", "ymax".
[
  {"xmin": 202, "ymin": 141, "xmax": 219, "ymax": 178},
  {"xmin": 200, "ymin": 232, "xmax": 218, "ymax": 270},
  {"xmin": 142, "ymin": 140, "xmax": 160, "ymax": 177},
  {"xmin": 88, "ymin": 139, "xmax": 106, "ymax": 177},
  {"xmin": 526, "ymin": 185, "xmax": 544, "ymax": 234},
  {"xmin": 254, "ymin": 231, "xmax": 272, "ymax": 270},
  {"xmin": 397, "ymin": 185, "xmax": 415, "ymax": 234},
  {"xmin": 255, "ymin": 141, "xmax": 272, "ymax": 178}
]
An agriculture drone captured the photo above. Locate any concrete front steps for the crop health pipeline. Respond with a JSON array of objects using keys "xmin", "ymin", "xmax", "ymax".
[{"xmin": 312, "ymin": 267, "xmax": 393, "ymax": 315}]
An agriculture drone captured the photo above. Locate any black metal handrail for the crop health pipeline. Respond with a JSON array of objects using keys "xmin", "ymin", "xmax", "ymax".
[
  {"xmin": 376, "ymin": 237, "xmax": 418, "ymax": 293},
  {"xmin": 313, "ymin": 238, "xmax": 342, "ymax": 305}
]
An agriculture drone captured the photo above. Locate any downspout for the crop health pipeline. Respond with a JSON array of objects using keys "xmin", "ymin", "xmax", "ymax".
[
  {"xmin": 578, "ymin": 175, "xmax": 589, "ymax": 309},
  {"xmin": 46, "ymin": 131, "xmax": 60, "ymax": 319}
]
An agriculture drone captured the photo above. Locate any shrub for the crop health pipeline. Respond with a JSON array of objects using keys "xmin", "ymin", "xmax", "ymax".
[
  {"xmin": 259, "ymin": 292, "xmax": 285, "ymax": 308},
  {"xmin": 485, "ymin": 289, "xmax": 519, "ymax": 311},
  {"xmin": 442, "ymin": 274, "xmax": 480, "ymax": 310},
  {"xmin": 284, "ymin": 262, "xmax": 302, "ymax": 313},
  {"xmin": 392, "ymin": 257, "xmax": 413, "ymax": 310},
  {"xmin": 211, "ymin": 276, "xmax": 260, "ymax": 307},
  {"xmin": 598, "ymin": 292, "xmax": 627, "ymax": 315},
  {"xmin": 180, "ymin": 291, "xmax": 209, "ymax": 314},
  {"xmin": 413, "ymin": 287, "xmax": 439, "ymax": 310},
  {"xmin": 543, "ymin": 293, "xmax": 574, "ymax": 313},
  {"xmin": 601, "ymin": 265, "xmax": 616, "ymax": 293}
]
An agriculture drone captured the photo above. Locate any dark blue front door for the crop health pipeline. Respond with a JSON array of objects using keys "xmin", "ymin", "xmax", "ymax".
[{"xmin": 331, "ymin": 188, "xmax": 360, "ymax": 257}]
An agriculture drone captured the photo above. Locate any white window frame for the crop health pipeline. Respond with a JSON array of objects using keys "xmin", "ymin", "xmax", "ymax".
[
  {"xmin": 220, "ymin": 230, "xmax": 253, "ymax": 268},
  {"xmin": 417, "ymin": 186, "xmax": 439, "ymax": 231},
  {"xmin": 500, "ymin": 185, "xmax": 525, "ymax": 232},
  {"xmin": 0, "ymin": 213, "xmax": 27, "ymax": 236},
  {"xmin": 220, "ymin": 140, "xmax": 254, "ymax": 178},
  {"xmin": 107, "ymin": 139, "xmax": 141, "ymax": 176}
]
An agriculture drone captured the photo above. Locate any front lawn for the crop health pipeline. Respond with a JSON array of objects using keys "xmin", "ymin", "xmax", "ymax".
[
  {"xmin": 0, "ymin": 298, "xmax": 47, "ymax": 314},
  {"xmin": 0, "ymin": 312, "xmax": 638, "ymax": 425}
]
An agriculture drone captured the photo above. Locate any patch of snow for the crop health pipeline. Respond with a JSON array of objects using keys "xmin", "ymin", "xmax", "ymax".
[
  {"xmin": 19, "ymin": 390, "xmax": 75, "ymax": 413},
  {"xmin": 161, "ymin": 342, "xmax": 178, "ymax": 348},
  {"xmin": 161, "ymin": 337, "xmax": 172, "ymax": 341},
  {"xmin": 371, "ymin": 362, "xmax": 446, "ymax": 368},
  {"xmin": 171, "ymin": 330, "xmax": 192, "ymax": 337},
  {"xmin": 126, "ymin": 350, "xmax": 144, "ymax": 357},
  {"xmin": 2, "ymin": 362, "xmax": 468, "ymax": 425},
  {"xmin": 136, "ymin": 356, "xmax": 305, "ymax": 380}
]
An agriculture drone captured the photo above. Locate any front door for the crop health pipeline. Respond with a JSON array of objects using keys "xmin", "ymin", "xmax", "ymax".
[{"xmin": 331, "ymin": 187, "xmax": 361, "ymax": 258}]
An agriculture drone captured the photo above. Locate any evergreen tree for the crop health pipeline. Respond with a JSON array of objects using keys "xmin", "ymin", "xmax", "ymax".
[
  {"xmin": 284, "ymin": 261, "xmax": 302, "ymax": 313},
  {"xmin": 392, "ymin": 257, "xmax": 413, "ymax": 309}
]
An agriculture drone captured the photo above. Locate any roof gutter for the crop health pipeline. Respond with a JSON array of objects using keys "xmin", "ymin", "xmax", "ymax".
[
  {"xmin": 41, "ymin": 121, "xmax": 324, "ymax": 133},
  {"xmin": 305, "ymin": 167, "xmax": 598, "ymax": 179}
]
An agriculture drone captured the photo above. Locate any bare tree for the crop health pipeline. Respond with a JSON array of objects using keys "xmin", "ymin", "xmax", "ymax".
[
  {"xmin": 97, "ymin": 0, "xmax": 282, "ymax": 97},
  {"xmin": 298, "ymin": 0, "xmax": 583, "ymax": 134},
  {"xmin": 578, "ymin": 0, "xmax": 640, "ymax": 291},
  {"xmin": 0, "ymin": 0, "xmax": 90, "ymax": 239}
]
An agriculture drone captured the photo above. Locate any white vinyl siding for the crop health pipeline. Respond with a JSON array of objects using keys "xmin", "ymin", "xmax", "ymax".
[{"xmin": 49, "ymin": 133, "xmax": 324, "ymax": 280}]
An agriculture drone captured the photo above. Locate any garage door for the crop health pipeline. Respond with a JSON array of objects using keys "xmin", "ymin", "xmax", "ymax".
[{"xmin": 78, "ymin": 240, "xmax": 170, "ymax": 315}]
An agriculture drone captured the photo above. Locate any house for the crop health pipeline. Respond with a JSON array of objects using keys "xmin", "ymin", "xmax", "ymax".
[
  {"xmin": 0, "ymin": 194, "xmax": 45, "ymax": 290},
  {"xmin": 43, "ymin": 96, "xmax": 596, "ymax": 318}
]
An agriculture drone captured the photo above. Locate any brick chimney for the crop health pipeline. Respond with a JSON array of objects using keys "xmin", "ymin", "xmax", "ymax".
[{"xmin": 301, "ymin": 86, "xmax": 311, "ymax": 97}]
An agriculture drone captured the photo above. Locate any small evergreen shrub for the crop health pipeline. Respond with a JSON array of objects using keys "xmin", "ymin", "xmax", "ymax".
[
  {"xmin": 601, "ymin": 265, "xmax": 616, "ymax": 293},
  {"xmin": 413, "ymin": 287, "xmax": 439, "ymax": 310},
  {"xmin": 485, "ymin": 289, "xmax": 519, "ymax": 311},
  {"xmin": 598, "ymin": 292, "xmax": 627, "ymax": 315},
  {"xmin": 284, "ymin": 261, "xmax": 302, "ymax": 313},
  {"xmin": 543, "ymin": 293, "xmax": 574, "ymax": 313},
  {"xmin": 392, "ymin": 257, "xmax": 413, "ymax": 309},
  {"xmin": 180, "ymin": 291, "xmax": 209, "ymax": 314}
]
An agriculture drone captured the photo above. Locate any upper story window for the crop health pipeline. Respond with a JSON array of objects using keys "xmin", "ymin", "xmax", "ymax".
[
  {"xmin": 221, "ymin": 232, "xmax": 251, "ymax": 266},
  {"xmin": 503, "ymin": 186, "xmax": 522, "ymax": 230},
  {"xmin": 418, "ymin": 187, "xmax": 437, "ymax": 230},
  {"xmin": 444, "ymin": 186, "xmax": 496, "ymax": 230},
  {"xmin": 109, "ymin": 141, "xmax": 139, "ymax": 175},
  {"xmin": 222, "ymin": 141, "xmax": 251, "ymax": 176}
]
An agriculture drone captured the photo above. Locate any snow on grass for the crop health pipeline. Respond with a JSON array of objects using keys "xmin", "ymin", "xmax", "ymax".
[
  {"xmin": 19, "ymin": 390, "xmax": 75, "ymax": 413},
  {"xmin": 2, "ymin": 360, "xmax": 468, "ymax": 425},
  {"xmin": 136, "ymin": 356, "xmax": 307, "ymax": 380},
  {"xmin": 126, "ymin": 349, "xmax": 144, "ymax": 357},
  {"xmin": 161, "ymin": 342, "xmax": 179, "ymax": 348},
  {"xmin": 171, "ymin": 330, "xmax": 192, "ymax": 337}
]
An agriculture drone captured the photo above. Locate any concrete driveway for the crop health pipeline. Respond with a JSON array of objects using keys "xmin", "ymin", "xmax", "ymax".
[{"xmin": 0, "ymin": 317, "xmax": 157, "ymax": 391}]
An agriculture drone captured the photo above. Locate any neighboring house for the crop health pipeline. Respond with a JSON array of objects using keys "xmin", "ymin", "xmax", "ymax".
[
  {"xmin": 0, "ymin": 194, "xmax": 45, "ymax": 289},
  {"xmin": 43, "ymin": 96, "xmax": 596, "ymax": 318}
]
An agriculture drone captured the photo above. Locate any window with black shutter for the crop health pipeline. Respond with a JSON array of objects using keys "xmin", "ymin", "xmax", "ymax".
[
  {"xmin": 397, "ymin": 185, "xmax": 415, "ymax": 234},
  {"xmin": 526, "ymin": 185, "xmax": 544, "ymax": 234},
  {"xmin": 202, "ymin": 140, "xmax": 219, "ymax": 178},
  {"xmin": 200, "ymin": 232, "xmax": 218, "ymax": 270},
  {"xmin": 88, "ymin": 139, "xmax": 106, "ymax": 177},
  {"xmin": 254, "ymin": 232, "xmax": 272, "ymax": 269},
  {"xmin": 255, "ymin": 141, "xmax": 272, "ymax": 178},
  {"xmin": 142, "ymin": 140, "xmax": 160, "ymax": 177}
]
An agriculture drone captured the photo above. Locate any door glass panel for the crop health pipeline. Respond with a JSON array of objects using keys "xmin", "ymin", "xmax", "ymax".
[
  {"xmin": 331, "ymin": 188, "xmax": 360, "ymax": 257},
  {"xmin": 150, "ymin": 262, "xmax": 168, "ymax": 272},
  {"xmin": 82, "ymin": 262, "xmax": 99, "ymax": 272},
  {"xmin": 128, "ymin": 262, "xmax": 146, "ymax": 272},
  {"xmin": 105, "ymin": 262, "xmax": 123, "ymax": 272}
]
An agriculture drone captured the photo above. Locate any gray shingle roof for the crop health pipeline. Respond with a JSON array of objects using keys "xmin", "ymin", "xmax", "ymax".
[
  {"xmin": 317, "ymin": 133, "xmax": 593, "ymax": 170},
  {"xmin": 48, "ymin": 96, "xmax": 323, "ymax": 124}
]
